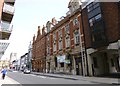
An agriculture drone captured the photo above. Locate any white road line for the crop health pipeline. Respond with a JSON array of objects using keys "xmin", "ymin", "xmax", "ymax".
[
  {"xmin": 30, "ymin": 74, "xmax": 36, "ymax": 77},
  {"xmin": 38, "ymin": 76, "xmax": 46, "ymax": 78},
  {"xmin": 30, "ymin": 74, "xmax": 57, "ymax": 79}
]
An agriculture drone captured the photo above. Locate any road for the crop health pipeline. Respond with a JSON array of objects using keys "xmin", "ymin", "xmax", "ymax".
[{"xmin": 7, "ymin": 71, "xmax": 98, "ymax": 84}]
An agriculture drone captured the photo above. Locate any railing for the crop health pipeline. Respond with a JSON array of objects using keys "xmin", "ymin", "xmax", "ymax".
[{"xmin": 3, "ymin": 3, "xmax": 14, "ymax": 14}]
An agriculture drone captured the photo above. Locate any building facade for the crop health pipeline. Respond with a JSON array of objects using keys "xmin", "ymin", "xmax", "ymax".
[
  {"xmin": 27, "ymin": 41, "xmax": 32, "ymax": 70},
  {"xmin": 45, "ymin": 0, "xmax": 87, "ymax": 75},
  {"xmin": 82, "ymin": 1, "xmax": 120, "ymax": 76},
  {"xmin": 32, "ymin": 26, "xmax": 46, "ymax": 72},
  {"xmin": 20, "ymin": 53, "xmax": 28, "ymax": 71}
]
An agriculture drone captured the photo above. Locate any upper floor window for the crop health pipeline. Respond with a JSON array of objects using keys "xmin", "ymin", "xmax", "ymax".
[
  {"xmin": 53, "ymin": 32, "xmax": 56, "ymax": 52},
  {"xmin": 74, "ymin": 30, "xmax": 80, "ymax": 45},
  {"xmin": 87, "ymin": 2, "xmax": 100, "ymax": 12},
  {"xmin": 59, "ymin": 39, "xmax": 63, "ymax": 50},
  {"xmin": 58, "ymin": 29, "xmax": 62, "ymax": 38},
  {"xmin": 53, "ymin": 32, "xmax": 56, "ymax": 41},
  {"xmin": 66, "ymin": 36, "xmax": 70, "ymax": 48},
  {"xmin": 65, "ymin": 24, "xmax": 70, "ymax": 34},
  {"xmin": 73, "ymin": 17, "xmax": 78, "ymax": 25},
  {"xmin": 89, "ymin": 13, "xmax": 102, "ymax": 27},
  {"xmin": 47, "ymin": 44, "xmax": 50, "ymax": 55},
  {"xmin": 53, "ymin": 43, "xmax": 56, "ymax": 52}
]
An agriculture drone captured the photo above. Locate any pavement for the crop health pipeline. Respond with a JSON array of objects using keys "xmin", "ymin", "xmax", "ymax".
[
  {"xmin": 31, "ymin": 72, "xmax": 120, "ymax": 85},
  {"xmin": 0, "ymin": 74, "xmax": 19, "ymax": 86}
]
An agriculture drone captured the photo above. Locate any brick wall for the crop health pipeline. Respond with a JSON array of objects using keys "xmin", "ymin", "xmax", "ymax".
[
  {"xmin": 82, "ymin": 8, "xmax": 91, "ymax": 49},
  {"xmin": 101, "ymin": 2, "xmax": 119, "ymax": 43}
]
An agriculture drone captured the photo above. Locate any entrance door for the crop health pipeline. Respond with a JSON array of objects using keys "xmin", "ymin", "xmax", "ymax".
[
  {"xmin": 103, "ymin": 53, "xmax": 109, "ymax": 75},
  {"xmin": 114, "ymin": 56, "xmax": 120, "ymax": 72},
  {"xmin": 47, "ymin": 62, "xmax": 50, "ymax": 73},
  {"xmin": 76, "ymin": 64, "xmax": 79, "ymax": 75},
  {"xmin": 75, "ymin": 58, "xmax": 82, "ymax": 75}
]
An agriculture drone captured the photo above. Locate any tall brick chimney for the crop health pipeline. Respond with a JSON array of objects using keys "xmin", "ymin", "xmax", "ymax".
[
  {"xmin": 33, "ymin": 34, "xmax": 36, "ymax": 42},
  {"xmin": 37, "ymin": 26, "xmax": 41, "ymax": 36},
  {"xmin": 42, "ymin": 25, "xmax": 46, "ymax": 35}
]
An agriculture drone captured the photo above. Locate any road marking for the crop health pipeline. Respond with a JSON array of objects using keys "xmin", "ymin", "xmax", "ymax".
[
  {"xmin": 30, "ymin": 74, "xmax": 57, "ymax": 79},
  {"xmin": 38, "ymin": 76, "xmax": 46, "ymax": 78},
  {"xmin": 30, "ymin": 74, "xmax": 36, "ymax": 77}
]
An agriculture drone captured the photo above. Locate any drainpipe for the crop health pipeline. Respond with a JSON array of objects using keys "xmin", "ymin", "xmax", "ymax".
[
  {"xmin": 45, "ymin": 35, "xmax": 47, "ymax": 73},
  {"xmin": 118, "ymin": 40, "xmax": 120, "ymax": 69},
  {"xmin": 80, "ymin": 3, "xmax": 89, "ymax": 76}
]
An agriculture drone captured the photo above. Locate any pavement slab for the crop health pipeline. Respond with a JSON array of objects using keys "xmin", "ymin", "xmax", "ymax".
[{"xmin": 0, "ymin": 75, "xmax": 19, "ymax": 86}]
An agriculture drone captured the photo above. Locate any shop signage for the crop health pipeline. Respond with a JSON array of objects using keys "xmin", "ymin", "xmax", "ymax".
[
  {"xmin": 57, "ymin": 55, "xmax": 65, "ymax": 63},
  {"xmin": 65, "ymin": 59, "xmax": 70, "ymax": 64}
]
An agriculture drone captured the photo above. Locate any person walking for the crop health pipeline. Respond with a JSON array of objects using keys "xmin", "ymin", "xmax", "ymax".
[{"xmin": 1, "ymin": 67, "xmax": 7, "ymax": 80}]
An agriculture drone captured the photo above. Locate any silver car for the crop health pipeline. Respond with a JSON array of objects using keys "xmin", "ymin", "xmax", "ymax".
[{"xmin": 23, "ymin": 69, "xmax": 31, "ymax": 74}]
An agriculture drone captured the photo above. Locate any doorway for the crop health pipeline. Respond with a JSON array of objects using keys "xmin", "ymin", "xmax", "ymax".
[{"xmin": 75, "ymin": 58, "xmax": 82, "ymax": 75}]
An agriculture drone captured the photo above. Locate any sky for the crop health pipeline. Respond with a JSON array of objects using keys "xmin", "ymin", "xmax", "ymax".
[{"xmin": 2, "ymin": 0, "xmax": 70, "ymax": 60}]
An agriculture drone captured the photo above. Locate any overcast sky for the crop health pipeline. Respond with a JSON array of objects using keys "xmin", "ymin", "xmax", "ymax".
[{"xmin": 2, "ymin": 0, "xmax": 70, "ymax": 60}]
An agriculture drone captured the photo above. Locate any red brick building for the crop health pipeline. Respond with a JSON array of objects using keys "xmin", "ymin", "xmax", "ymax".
[
  {"xmin": 45, "ymin": 0, "xmax": 86, "ymax": 75},
  {"xmin": 32, "ymin": 26, "xmax": 46, "ymax": 72}
]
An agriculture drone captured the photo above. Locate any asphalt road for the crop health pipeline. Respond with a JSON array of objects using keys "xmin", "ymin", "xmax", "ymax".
[{"xmin": 7, "ymin": 71, "xmax": 96, "ymax": 84}]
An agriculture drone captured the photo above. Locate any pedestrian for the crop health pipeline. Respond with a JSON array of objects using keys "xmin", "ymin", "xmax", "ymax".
[{"xmin": 1, "ymin": 67, "xmax": 7, "ymax": 80}]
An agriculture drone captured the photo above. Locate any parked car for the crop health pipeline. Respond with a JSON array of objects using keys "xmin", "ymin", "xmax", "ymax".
[{"xmin": 23, "ymin": 69, "xmax": 31, "ymax": 74}]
